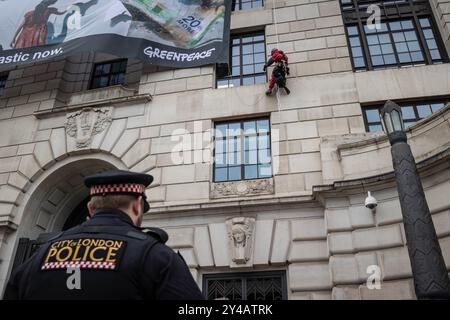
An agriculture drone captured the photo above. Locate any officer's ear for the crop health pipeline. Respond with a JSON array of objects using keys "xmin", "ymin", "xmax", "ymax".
[
  {"xmin": 87, "ymin": 200, "xmax": 95, "ymax": 217},
  {"xmin": 131, "ymin": 196, "xmax": 143, "ymax": 217}
]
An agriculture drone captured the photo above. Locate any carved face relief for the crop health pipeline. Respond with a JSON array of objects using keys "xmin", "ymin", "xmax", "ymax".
[
  {"xmin": 232, "ymin": 224, "xmax": 247, "ymax": 246},
  {"xmin": 226, "ymin": 217, "xmax": 255, "ymax": 266},
  {"xmin": 65, "ymin": 107, "xmax": 112, "ymax": 148}
]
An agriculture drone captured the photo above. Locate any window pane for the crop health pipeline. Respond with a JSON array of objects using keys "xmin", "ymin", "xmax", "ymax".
[
  {"xmin": 258, "ymin": 135, "xmax": 270, "ymax": 149},
  {"xmin": 417, "ymin": 105, "xmax": 432, "ymax": 118},
  {"xmin": 407, "ymin": 41, "xmax": 420, "ymax": 51},
  {"xmin": 242, "ymin": 54, "xmax": 254, "ymax": 65},
  {"xmin": 410, "ymin": 51, "xmax": 424, "ymax": 62},
  {"xmin": 366, "ymin": 109, "xmax": 380, "ymax": 122},
  {"xmin": 371, "ymin": 55, "xmax": 384, "ymax": 66},
  {"xmin": 349, "ymin": 37, "xmax": 361, "ymax": 46},
  {"xmin": 228, "ymin": 166, "xmax": 241, "ymax": 180},
  {"xmin": 215, "ymin": 153, "xmax": 226, "ymax": 167},
  {"xmin": 244, "ymin": 165, "xmax": 258, "ymax": 179},
  {"xmin": 258, "ymin": 149, "xmax": 271, "ymax": 164},
  {"xmin": 254, "ymin": 75, "xmax": 267, "ymax": 84},
  {"xmin": 228, "ymin": 123, "xmax": 241, "ymax": 136},
  {"xmin": 257, "ymin": 119, "xmax": 270, "ymax": 132},
  {"xmin": 258, "ymin": 164, "xmax": 272, "ymax": 178},
  {"xmin": 243, "ymin": 65, "xmax": 254, "ymax": 75},
  {"xmin": 381, "ymin": 44, "xmax": 393, "ymax": 54},
  {"xmin": 354, "ymin": 57, "xmax": 365, "ymax": 68},
  {"xmin": 430, "ymin": 49, "xmax": 442, "ymax": 60},
  {"xmin": 244, "ymin": 120, "xmax": 256, "ymax": 133},
  {"xmin": 367, "ymin": 35, "xmax": 379, "ymax": 45},
  {"xmin": 369, "ymin": 45, "xmax": 381, "ymax": 55},
  {"xmin": 389, "ymin": 21, "xmax": 402, "ymax": 30},
  {"xmin": 245, "ymin": 150, "xmax": 258, "ymax": 164},
  {"xmin": 378, "ymin": 34, "xmax": 391, "ymax": 44},
  {"xmin": 352, "ymin": 47, "xmax": 363, "ymax": 57},
  {"xmin": 347, "ymin": 26, "xmax": 358, "ymax": 36},
  {"xmin": 401, "ymin": 20, "xmax": 413, "ymax": 29},
  {"xmin": 254, "ymin": 53, "xmax": 266, "ymax": 63},
  {"xmin": 253, "ymin": 35, "xmax": 265, "ymax": 42},
  {"xmin": 227, "ymin": 152, "xmax": 240, "ymax": 165},
  {"xmin": 245, "ymin": 136, "xmax": 257, "ymax": 150},
  {"xmin": 419, "ymin": 18, "xmax": 431, "ymax": 28},
  {"xmin": 242, "ymin": 44, "xmax": 253, "ymax": 54},
  {"xmin": 368, "ymin": 124, "xmax": 383, "ymax": 132},
  {"xmin": 404, "ymin": 31, "xmax": 417, "ymax": 41},
  {"xmin": 216, "ymin": 124, "xmax": 228, "ymax": 136},
  {"xmin": 228, "ymin": 137, "xmax": 239, "ymax": 152},
  {"xmin": 431, "ymin": 103, "xmax": 445, "ymax": 112},
  {"xmin": 398, "ymin": 53, "xmax": 411, "ymax": 63},
  {"xmin": 254, "ymin": 63, "xmax": 265, "ymax": 73},
  {"xmin": 384, "ymin": 54, "xmax": 396, "ymax": 64},
  {"xmin": 423, "ymin": 29, "xmax": 433, "ymax": 39},
  {"xmin": 393, "ymin": 33, "xmax": 405, "ymax": 42},
  {"xmin": 401, "ymin": 106, "xmax": 415, "ymax": 119},
  {"xmin": 254, "ymin": 43, "xmax": 265, "ymax": 53},
  {"xmin": 426, "ymin": 39, "xmax": 438, "ymax": 50},
  {"xmin": 215, "ymin": 168, "xmax": 227, "ymax": 182}
]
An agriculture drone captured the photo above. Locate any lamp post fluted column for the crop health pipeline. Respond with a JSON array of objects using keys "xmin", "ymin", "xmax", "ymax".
[{"xmin": 381, "ymin": 100, "xmax": 450, "ymax": 299}]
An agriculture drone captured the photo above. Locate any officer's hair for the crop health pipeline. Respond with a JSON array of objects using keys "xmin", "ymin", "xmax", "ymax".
[{"xmin": 89, "ymin": 194, "xmax": 138, "ymax": 211}]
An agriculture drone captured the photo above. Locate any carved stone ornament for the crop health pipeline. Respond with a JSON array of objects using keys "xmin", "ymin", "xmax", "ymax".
[
  {"xmin": 226, "ymin": 217, "xmax": 255, "ymax": 267},
  {"xmin": 211, "ymin": 178, "xmax": 274, "ymax": 198},
  {"xmin": 65, "ymin": 107, "xmax": 112, "ymax": 148}
]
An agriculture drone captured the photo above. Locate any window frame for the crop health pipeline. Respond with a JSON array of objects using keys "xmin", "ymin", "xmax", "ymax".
[
  {"xmin": 216, "ymin": 32, "xmax": 267, "ymax": 89},
  {"xmin": 203, "ymin": 271, "xmax": 288, "ymax": 300},
  {"xmin": 0, "ymin": 74, "xmax": 8, "ymax": 97},
  {"xmin": 340, "ymin": 0, "xmax": 448, "ymax": 71},
  {"xmin": 232, "ymin": 0, "xmax": 264, "ymax": 11},
  {"xmin": 362, "ymin": 98, "xmax": 449, "ymax": 132},
  {"xmin": 89, "ymin": 59, "xmax": 128, "ymax": 90},
  {"xmin": 213, "ymin": 117, "xmax": 272, "ymax": 183}
]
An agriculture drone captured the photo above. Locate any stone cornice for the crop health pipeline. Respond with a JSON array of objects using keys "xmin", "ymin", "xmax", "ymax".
[
  {"xmin": 313, "ymin": 147, "xmax": 450, "ymax": 195},
  {"xmin": 33, "ymin": 85, "xmax": 152, "ymax": 119},
  {"xmin": 335, "ymin": 103, "xmax": 450, "ymax": 154}
]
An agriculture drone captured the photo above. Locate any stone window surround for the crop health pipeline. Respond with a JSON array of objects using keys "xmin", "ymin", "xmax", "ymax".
[
  {"xmin": 212, "ymin": 117, "xmax": 273, "ymax": 182},
  {"xmin": 89, "ymin": 58, "xmax": 128, "ymax": 90},
  {"xmin": 361, "ymin": 97, "xmax": 450, "ymax": 132},
  {"xmin": 216, "ymin": 31, "xmax": 267, "ymax": 89},
  {"xmin": 340, "ymin": 0, "xmax": 449, "ymax": 71}
]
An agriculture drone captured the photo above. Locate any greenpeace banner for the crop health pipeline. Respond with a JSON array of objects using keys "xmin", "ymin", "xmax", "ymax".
[{"xmin": 0, "ymin": 0, "xmax": 231, "ymax": 68}]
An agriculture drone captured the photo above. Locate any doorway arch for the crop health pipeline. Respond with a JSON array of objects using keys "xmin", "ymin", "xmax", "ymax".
[{"xmin": 0, "ymin": 153, "xmax": 126, "ymax": 295}]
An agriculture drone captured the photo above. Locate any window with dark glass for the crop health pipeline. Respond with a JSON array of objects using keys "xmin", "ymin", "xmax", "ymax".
[
  {"xmin": 0, "ymin": 74, "xmax": 8, "ymax": 96},
  {"xmin": 90, "ymin": 59, "xmax": 127, "ymax": 89},
  {"xmin": 203, "ymin": 272, "xmax": 287, "ymax": 300},
  {"xmin": 363, "ymin": 100, "xmax": 447, "ymax": 132},
  {"xmin": 214, "ymin": 118, "xmax": 272, "ymax": 182},
  {"xmin": 340, "ymin": 0, "xmax": 447, "ymax": 71},
  {"xmin": 232, "ymin": 0, "xmax": 264, "ymax": 11},
  {"xmin": 216, "ymin": 33, "xmax": 267, "ymax": 88}
]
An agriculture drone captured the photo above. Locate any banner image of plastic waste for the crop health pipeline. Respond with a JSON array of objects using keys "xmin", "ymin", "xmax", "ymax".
[{"xmin": 0, "ymin": 0, "xmax": 231, "ymax": 68}]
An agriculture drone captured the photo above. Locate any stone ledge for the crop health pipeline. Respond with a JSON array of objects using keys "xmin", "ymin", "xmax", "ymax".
[
  {"xmin": 210, "ymin": 178, "xmax": 275, "ymax": 199},
  {"xmin": 33, "ymin": 85, "xmax": 152, "ymax": 119}
]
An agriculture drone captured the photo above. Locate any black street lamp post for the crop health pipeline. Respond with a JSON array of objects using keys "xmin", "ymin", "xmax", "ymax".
[{"xmin": 380, "ymin": 100, "xmax": 450, "ymax": 299}]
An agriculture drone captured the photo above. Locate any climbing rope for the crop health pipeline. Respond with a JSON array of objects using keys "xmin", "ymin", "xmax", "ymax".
[{"xmin": 271, "ymin": 0, "xmax": 283, "ymax": 124}]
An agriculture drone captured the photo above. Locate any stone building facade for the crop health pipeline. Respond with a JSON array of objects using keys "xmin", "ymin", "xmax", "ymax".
[{"xmin": 0, "ymin": 0, "xmax": 450, "ymax": 299}]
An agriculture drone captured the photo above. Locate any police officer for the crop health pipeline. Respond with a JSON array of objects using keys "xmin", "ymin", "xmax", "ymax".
[{"xmin": 4, "ymin": 170, "xmax": 205, "ymax": 300}]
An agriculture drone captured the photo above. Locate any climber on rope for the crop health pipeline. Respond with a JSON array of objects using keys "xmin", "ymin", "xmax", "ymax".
[{"xmin": 263, "ymin": 48, "xmax": 290, "ymax": 96}]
